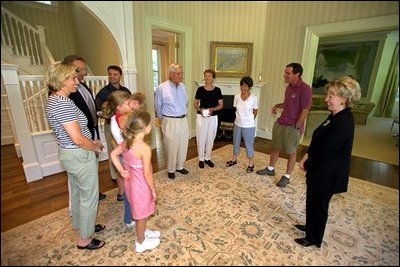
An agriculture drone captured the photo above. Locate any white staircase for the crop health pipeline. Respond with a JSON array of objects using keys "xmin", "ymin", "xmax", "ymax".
[
  {"xmin": 1, "ymin": 6, "xmax": 53, "ymax": 146},
  {"xmin": 1, "ymin": 44, "xmax": 46, "ymax": 75},
  {"xmin": 1, "ymin": 6, "xmax": 54, "ymax": 73},
  {"xmin": 1, "ymin": 7, "xmax": 109, "ymax": 183}
]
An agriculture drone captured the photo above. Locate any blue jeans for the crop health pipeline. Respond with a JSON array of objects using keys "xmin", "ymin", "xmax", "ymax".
[
  {"xmin": 120, "ymin": 155, "xmax": 132, "ymax": 224},
  {"xmin": 123, "ymin": 192, "xmax": 132, "ymax": 224},
  {"xmin": 233, "ymin": 125, "xmax": 255, "ymax": 159}
]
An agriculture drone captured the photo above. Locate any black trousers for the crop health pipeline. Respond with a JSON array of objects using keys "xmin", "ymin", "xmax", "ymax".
[{"xmin": 305, "ymin": 186, "xmax": 333, "ymax": 245}]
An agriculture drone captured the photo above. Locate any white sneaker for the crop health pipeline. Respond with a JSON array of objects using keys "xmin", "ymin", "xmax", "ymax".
[
  {"xmin": 145, "ymin": 229, "xmax": 161, "ymax": 238},
  {"xmin": 125, "ymin": 221, "xmax": 136, "ymax": 228},
  {"xmin": 135, "ymin": 237, "xmax": 160, "ymax": 253}
]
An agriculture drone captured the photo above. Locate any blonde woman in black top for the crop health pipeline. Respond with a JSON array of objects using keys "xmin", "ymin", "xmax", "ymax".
[{"xmin": 295, "ymin": 76, "xmax": 361, "ymax": 248}]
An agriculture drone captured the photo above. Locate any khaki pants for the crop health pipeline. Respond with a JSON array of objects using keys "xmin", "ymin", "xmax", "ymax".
[
  {"xmin": 104, "ymin": 121, "xmax": 118, "ymax": 180},
  {"xmin": 161, "ymin": 117, "xmax": 189, "ymax": 172},
  {"xmin": 59, "ymin": 148, "xmax": 99, "ymax": 238}
]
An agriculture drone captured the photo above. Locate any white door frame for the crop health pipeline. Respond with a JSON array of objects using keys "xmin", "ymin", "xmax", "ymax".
[
  {"xmin": 144, "ymin": 17, "xmax": 193, "ymax": 148},
  {"xmin": 301, "ymin": 14, "xmax": 399, "ymax": 86}
]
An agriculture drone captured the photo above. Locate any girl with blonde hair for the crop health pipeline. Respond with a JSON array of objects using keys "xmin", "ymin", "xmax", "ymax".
[{"xmin": 110, "ymin": 111, "xmax": 160, "ymax": 253}]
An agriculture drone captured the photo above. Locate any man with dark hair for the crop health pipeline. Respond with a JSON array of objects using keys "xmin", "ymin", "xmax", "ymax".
[
  {"xmin": 95, "ymin": 66, "xmax": 130, "ymax": 110},
  {"xmin": 256, "ymin": 63, "xmax": 312, "ymax": 188},
  {"xmin": 95, "ymin": 65, "xmax": 131, "ymax": 201},
  {"xmin": 63, "ymin": 55, "xmax": 107, "ymax": 207}
]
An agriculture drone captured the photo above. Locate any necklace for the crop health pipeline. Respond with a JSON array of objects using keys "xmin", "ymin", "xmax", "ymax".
[
  {"xmin": 204, "ymin": 84, "xmax": 214, "ymax": 91},
  {"xmin": 54, "ymin": 91, "xmax": 67, "ymax": 98}
]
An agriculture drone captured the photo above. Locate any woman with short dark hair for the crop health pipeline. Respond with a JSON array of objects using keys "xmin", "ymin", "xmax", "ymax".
[{"xmin": 226, "ymin": 76, "xmax": 258, "ymax": 173}]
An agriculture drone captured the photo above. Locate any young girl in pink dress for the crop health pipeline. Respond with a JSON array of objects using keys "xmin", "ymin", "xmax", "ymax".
[
  {"xmin": 107, "ymin": 91, "xmax": 146, "ymax": 228},
  {"xmin": 110, "ymin": 110, "xmax": 160, "ymax": 253}
]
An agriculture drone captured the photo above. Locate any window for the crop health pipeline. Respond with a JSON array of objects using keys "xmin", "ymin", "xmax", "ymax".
[
  {"xmin": 36, "ymin": 1, "xmax": 52, "ymax": 5},
  {"xmin": 152, "ymin": 48, "xmax": 161, "ymax": 91},
  {"xmin": 393, "ymin": 87, "xmax": 399, "ymax": 117},
  {"xmin": 15, "ymin": 1, "xmax": 59, "ymax": 12}
]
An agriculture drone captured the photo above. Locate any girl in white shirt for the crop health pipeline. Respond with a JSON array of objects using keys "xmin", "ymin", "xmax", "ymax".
[{"xmin": 105, "ymin": 91, "xmax": 146, "ymax": 227}]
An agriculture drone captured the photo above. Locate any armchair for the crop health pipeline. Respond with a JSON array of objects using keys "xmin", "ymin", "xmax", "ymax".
[
  {"xmin": 352, "ymin": 102, "xmax": 375, "ymax": 125},
  {"xmin": 304, "ymin": 110, "xmax": 330, "ymax": 138}
]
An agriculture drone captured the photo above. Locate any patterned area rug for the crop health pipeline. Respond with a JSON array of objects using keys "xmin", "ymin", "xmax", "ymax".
[
  {"xmin": 1, "ymin": 145, "xmax": 399, "ymax": 266},
  {"xmin": 302, "ymin": 117, "xmax": 399, "ymax": 165}
]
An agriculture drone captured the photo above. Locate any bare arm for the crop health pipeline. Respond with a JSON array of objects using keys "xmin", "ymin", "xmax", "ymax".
[
  {"xmin": 296, "ymin": 108, "xmax": 310, "ymax": 129},
  {"xmin": 194, "ymin": 99, "xmax": 201, "ymax": 112},
  {"xmin": 141, "ymin": 144, "xmax": 156, "ymax": 200},
  {"xmin": 63, "ymin": 121, "xmax": 103, "ymax": 153},
  {"xmin": 209, "ymin": 98, "xmax": 224, "ymax": 116},
  {"xmin": 299, "ymin": 153, "xmax": 308, "ymax": 171},
  {"xmin": 110, "ymin": 144, "xmax": 129, "ymax": 178},
  {"xmin": 272, "ymin": 103, "xmax": 284, "ymax": 114},
  {"xmin": 253, "ymin": 108, "xmax": 258, "ymax": 119}
]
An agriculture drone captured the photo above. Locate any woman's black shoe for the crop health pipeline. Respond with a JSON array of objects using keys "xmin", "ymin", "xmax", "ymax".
[
  {"xmin": 94, "ymin": 224, "xmax": 106, "ymax": 233},
  {"xmin": 294, "ymin": 224, "xmax": 306, "ymax": 232},
  {"xmin": 205, "ymin": 160, "xmax": 214, "ymax": 168},
  {"xmin": 294, "ymin": 238, "xmax": 321, "ymax": 248},
  {"xmin": 99, "ymin": 192, "xmax": 106, "ymax": 201}
]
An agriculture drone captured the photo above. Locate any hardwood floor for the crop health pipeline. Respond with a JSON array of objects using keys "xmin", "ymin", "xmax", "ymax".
[{"xmin": 1, "ymin": 137, "xmax": 398, "ymax": 233}]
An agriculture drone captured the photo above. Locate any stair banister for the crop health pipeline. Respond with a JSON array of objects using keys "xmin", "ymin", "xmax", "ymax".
[{"xmin": 1, "ymin": 64, "xmax": 43, "ymax": 182}]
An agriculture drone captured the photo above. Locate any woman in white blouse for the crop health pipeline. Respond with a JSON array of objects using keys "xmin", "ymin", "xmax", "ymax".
[{"xmin": 226, "ymin": 76, "xmax": 258, "ymax": 173}]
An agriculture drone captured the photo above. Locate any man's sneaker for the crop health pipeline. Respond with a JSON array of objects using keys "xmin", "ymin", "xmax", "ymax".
[
  {"xmin": 117, "ymin": 194, "xmax": 124, "ymax": 201},
  {"xmin": 125, "ymin": 221, "xmax": 136, "ymax": 228},
  {"xmin": 205, "ymin": 160, "xmax": 215, "ymax": 168},
  {"xmin": 145, "ymin": 229, "xmax": 161, "ymax": 238},
  {"xmin": 276, "ymin": 176, "xmax": 290, "ymax": 188},
  {"xmin": 135, "ymin": 237, "xmax": 160, "ymax": 253},
  {"xmin": 256, "ymin": 167, "xmax": 275, "ymax": 176}
]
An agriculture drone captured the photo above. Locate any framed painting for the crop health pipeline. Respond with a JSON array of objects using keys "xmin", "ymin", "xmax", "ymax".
[
  {"xmin": 210, "ymin": 42, "xmax": 253, "ymax": 78},
  {"xmin": 312, "ymin": 41, "xmax": 379, "ymax": 97}
]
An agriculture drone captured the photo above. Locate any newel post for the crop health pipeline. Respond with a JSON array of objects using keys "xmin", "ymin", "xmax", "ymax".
[{"xmin": 1, "ymin": 64, "xmax": 43, "ymax": 182}]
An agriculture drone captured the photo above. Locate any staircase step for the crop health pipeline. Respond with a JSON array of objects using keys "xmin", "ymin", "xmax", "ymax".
[{"xmin": 1, "ymin": 44, "xmax": 46, "ymax": 75}]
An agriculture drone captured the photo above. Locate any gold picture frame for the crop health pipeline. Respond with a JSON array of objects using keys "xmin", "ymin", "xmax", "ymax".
[{"xmin": 210, "ymin": 41, "xmax": 253, "ymax": 78}]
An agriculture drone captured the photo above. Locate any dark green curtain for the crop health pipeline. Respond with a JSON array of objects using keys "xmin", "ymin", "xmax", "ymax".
[{"xmin": 376, "ymin": 43, "xmax": 399, "ymax": 118}]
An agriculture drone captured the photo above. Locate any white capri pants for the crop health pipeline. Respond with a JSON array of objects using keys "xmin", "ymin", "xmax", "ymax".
[{"xmin": 196, "ymin": 114, "xmax": 218, "ymax": 161}]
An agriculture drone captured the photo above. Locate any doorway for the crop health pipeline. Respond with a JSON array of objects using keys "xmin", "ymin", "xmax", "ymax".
[
  {"xmin": 151, "ymin": 29, "xmax": 179, "ymax": 147},
  {"xmin": 152, "ymin": 29, "xmax": 179, "ymax": 91},
  {"xmin": 144, "ymin": 17, "xmax": 193, "ymax": 149}
]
